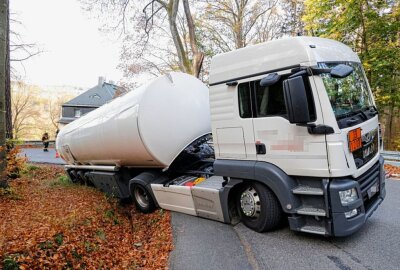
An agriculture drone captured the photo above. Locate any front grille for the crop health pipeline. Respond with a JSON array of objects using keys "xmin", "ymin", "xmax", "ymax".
[{"xmin": 355, "ymin": 161, "xmax": 380, "ymax": 210}]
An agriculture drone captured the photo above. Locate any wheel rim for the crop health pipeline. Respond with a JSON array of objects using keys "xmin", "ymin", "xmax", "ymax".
[
  {"xmin": 134, "ymin": 186, "xmax": 149, "ymax": 208},
  {"xmin": 240, "ymin": 186, "xmax": 261, "ymax": 218}
]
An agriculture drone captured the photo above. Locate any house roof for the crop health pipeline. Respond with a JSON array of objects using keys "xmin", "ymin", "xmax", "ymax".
[{"xmin": 63, "ymin": 82, "xmax": 118, "ymax": 107}]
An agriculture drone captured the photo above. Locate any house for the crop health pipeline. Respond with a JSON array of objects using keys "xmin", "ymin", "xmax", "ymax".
[{"xmin": 58, "ymin": 77, "xmax": 126, "ymax": 127}]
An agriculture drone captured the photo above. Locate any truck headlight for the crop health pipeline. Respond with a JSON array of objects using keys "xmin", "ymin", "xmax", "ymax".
[{"xmin": 339, "ymin": 188, "xmax": 358, "ymax": 205}]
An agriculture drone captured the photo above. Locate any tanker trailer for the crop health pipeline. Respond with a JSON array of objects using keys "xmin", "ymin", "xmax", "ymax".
[
  {"xmin": 57, "ymin": 72, "xmax": 211, "ymax": 168},
  {"xmin": 57, "ymin": 72, "xmax": 215, "ymax": 212}
]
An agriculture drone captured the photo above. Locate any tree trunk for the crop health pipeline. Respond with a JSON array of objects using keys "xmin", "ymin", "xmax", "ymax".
[
  {"xmin": 5, "ymin": 0, "xmax": 11, "ymax": 140},
  {"xmin": 235, "ymin": 0, "xmax": 245, "ymax": 49},
  {"xmin": 182, "ymin": 0, "xmax": 204, "ymax": 77},
  {"xmin": 290, "ymin": 0, "xmax": 298, "ymax": 36},
  {"xmin": 386, "ymin": 101, "xmax": 395, "ymax": 150},
  {"xmin": 167, "ymin": 0, "xmax": 191, "ymax": 74},
  {"xmin": 0, "ymin": 0, "xmax": 9, "ymax": 185}
]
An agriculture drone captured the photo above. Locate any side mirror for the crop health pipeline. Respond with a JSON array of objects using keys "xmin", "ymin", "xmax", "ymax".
[
  {"xmin": 283, "ymin": 77, "xmax": 311, "ymax": 124},
  {"xmin": 260, "ymin": 73, "xmax": 281, "ymax": 87},
  {"xmin": 330, "ymin": 64, "xmax": 353, "ymax": 78}
]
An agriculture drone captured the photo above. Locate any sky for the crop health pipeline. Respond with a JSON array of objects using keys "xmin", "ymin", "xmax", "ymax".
[{"xmin": 11, "ymin": 0, "xmax": 124, "ymax": 88}]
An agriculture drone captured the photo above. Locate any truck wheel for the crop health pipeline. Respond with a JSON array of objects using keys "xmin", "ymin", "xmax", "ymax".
[
  {"xmin": 132, "ymin": 184, "xmax": 156, "ymax": 213},
  {"xmin": 237, "ymin": 182, "xmax": 282, "ymax": 232}
]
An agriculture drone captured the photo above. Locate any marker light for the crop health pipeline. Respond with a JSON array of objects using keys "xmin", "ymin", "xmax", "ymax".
[{"xmin": 345, "ymin": 209, "xmax": 358, "ymax": 218}]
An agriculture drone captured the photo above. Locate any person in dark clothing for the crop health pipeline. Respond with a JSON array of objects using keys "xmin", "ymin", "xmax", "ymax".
[{"xmin": 42, "ymin": 132, "xmax": 49, "ymax": 152}]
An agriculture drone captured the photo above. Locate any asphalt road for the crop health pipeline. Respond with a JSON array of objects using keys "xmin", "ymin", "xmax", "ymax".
[
  {"xmin": 169, "ymin": 180, "xmax": 399, "ymax": 270},
  {"xmin": 20, "ymin": 148, "xmax": 65, "ymax": 165},
  {"xmin": 21, "ymin": 149, "xmax": 399, "ymax": 269}
]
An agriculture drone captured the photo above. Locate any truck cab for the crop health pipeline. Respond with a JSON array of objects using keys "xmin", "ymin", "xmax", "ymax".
[{"xmin": 208, "ymin": 37, "xmax": 385, "ymax": 236}]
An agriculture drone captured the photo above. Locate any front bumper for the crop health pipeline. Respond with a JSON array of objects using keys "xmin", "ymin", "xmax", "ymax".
[{"xmin": 329, "ymin": 155, "xmax": 386, "ymax": 236}]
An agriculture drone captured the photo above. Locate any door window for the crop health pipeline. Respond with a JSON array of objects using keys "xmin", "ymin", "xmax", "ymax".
[
  {"xmin": 238, "ymin": 82, "xmax": 252, "ymax": 118},
  {"xmin": 238, "ymin": 75, "xmax": 315, "ymax": 121},
  {"xmin": 253, "ymin": 77, "xmax": 288, "ymax": 118}
]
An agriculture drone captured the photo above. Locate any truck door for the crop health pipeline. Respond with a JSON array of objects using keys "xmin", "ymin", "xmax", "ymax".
[
  {"xmin": 250, "ymin": 72, "xmax": 329, "ymax": 177},
  {"xmin": 210, "ymin": 83, "xmax": 256, "ymax": 160}
]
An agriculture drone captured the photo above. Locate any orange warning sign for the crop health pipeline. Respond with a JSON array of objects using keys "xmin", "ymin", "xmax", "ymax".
[{"xmin": 348, "ymin": 128, "xmax": 362, "ymax": 152}]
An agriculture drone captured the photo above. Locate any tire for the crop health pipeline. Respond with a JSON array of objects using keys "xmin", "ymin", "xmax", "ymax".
[
  {"xmin": 237, "ymin": 182, "xmax": 282, "ymax": 232},
  {"xmin": 131, "ymin": 184, "xmax": 156, "ymax": 213}
]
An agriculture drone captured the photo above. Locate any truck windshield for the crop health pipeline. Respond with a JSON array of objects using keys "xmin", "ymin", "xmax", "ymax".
[{"xmin": 318, "ymin": 62, "xmax": 374, "ymax": 120}]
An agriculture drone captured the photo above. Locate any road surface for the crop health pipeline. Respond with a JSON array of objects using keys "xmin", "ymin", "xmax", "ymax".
[
  {"xmin": 169, "ymin": 180, "xmax": 399, "ymax": 270},
  {"xmin": 20, "ymin": 148, "xmax": 65, "ymax": 165}
]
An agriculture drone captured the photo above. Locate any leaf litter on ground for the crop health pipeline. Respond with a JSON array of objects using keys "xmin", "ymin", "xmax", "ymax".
[
  {"xmin": 384, "ymin": 164, "xmax": 400, "ymax": 179},
  {"xmin": 0, "ymin": 165, "xmax": 173, "ymax": 269}
]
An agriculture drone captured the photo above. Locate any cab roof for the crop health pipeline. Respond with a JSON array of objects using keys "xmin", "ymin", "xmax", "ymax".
[{"xmin": 209, "ymin": 37, "xmax": 360, "ymax": 86}]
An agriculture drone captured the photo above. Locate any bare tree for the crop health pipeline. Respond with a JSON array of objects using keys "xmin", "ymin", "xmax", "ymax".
[
  {"xmin": 198, "ymin": 0, "xmax": 282, "ymax": 53},
  {"xmin": 139, "ymin": 0, "xmax": 204, "ymax": 76},
  {"xmin": 281, "ymin": 0, "xmax": 305, "ymax": 36},
  {"xmin": 48, "ymin": 95, "xmax": 72, "ymax": 130},
  {"xmin": 11, "ymin": 81, "xmax": 40, "ymax": 139},
  {"xmin": 9, "ymin": 14, "xmax": 42, "ymax": 67},
  {"xmin": 5, "ymin": 14, "xmax": 42, "ymax": 140},
  {"xmin": 83, "ymin": 0, "xmax": 204, "ymax": 80},
  {"xmin": 83, "ymin": 0, "xmax": 303, "ymax": 85}
]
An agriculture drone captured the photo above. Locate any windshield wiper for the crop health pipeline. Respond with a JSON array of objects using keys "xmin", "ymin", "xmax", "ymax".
[
  {"xmin": 336, "ymin": 108, "xmax": 368, "ymax": 120},
  {"xmin": 336, "ymin": 106, "xmax": 377, "ymax": 122},
  {"xmin": 336, "ymin": 110, "xmax": 360, "ymax": 121},
  {"xmin": 366, "ymin": 105, "xmax": 379, "ymax": 117},
  {"xmin": 354, "ymin": 108, "xmax": 369, "ymax": 120}
]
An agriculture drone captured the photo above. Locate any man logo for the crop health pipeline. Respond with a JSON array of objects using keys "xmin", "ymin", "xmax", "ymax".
[{"xmin": 362, "ymin": 130, "xmax": 375, "ymax": 144}]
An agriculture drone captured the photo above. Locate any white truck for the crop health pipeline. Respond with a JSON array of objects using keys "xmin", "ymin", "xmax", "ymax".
[{"xmin": 57, "ymin": 37, "xmax": 385, "ymax": 237}]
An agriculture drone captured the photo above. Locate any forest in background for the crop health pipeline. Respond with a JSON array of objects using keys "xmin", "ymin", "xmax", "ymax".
[{"xmin": 81, "ymin": 0, "xmax": 399, "ymax": 150}]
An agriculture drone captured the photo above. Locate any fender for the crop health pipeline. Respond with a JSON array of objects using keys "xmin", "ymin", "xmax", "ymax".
[{"xmin": 214, "ymin": 159, "xmax": 301, "ymax": 213}]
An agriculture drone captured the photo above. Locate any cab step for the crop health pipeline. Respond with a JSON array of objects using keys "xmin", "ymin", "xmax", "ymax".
[
  {"xmin": 296, "ymin": 206, "xmax": 326, "ymax": 217},
  {"xmin": 292, "ymin": 186, "xmax": 324, "ymax": 196},
  {"xmin": 299, "ymin": 225, "xmax": 327, "ymax": 235}
]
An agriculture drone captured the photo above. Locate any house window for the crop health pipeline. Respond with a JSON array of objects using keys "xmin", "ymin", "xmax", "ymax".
[{"xmin": 74, "ymin": 109, "xmax": 81, "ymax": 118}]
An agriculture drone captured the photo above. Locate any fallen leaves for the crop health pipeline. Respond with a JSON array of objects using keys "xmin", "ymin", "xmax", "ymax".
[
  {"xmin": 384, "ymin": 164, "xmax": 400, "ymax": 179},
  {"xmin": 0, "ymin": 165, "xmax": 173, "ymax": 269}
]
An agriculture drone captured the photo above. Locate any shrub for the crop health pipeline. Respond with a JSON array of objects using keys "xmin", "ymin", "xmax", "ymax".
[
  {"xmin": 0, "ymin": 187, "xmax": 22, "ymax": 200},
  {"xmin": 3, "ymin": 256, "xmax": 19, "ymax": 270},
  {"xmin": 54, "ymin": 233, "xmax": 64, "ymax": 246},
  {"xmin": 0, "ymin": 140, "xmax": 27, "ymax": 179},
  {"xmin": 24, "ymin": 164, "xmax": 40, "ymax": 172},
  {"xmin": 50, "ymin": 175, "xmax": 73, "ymax": 187}
]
